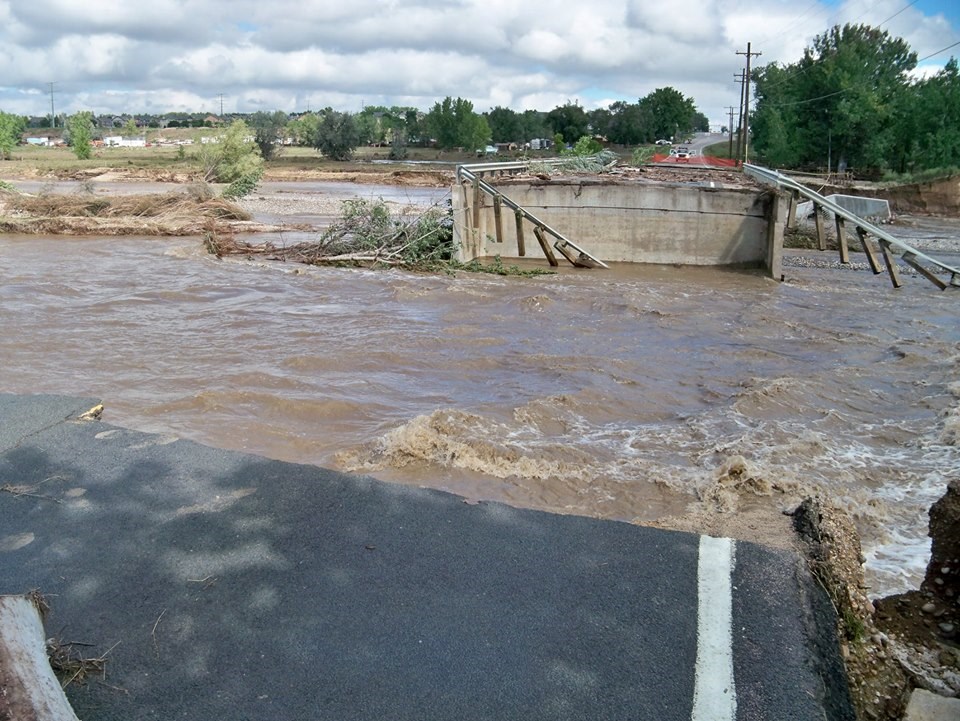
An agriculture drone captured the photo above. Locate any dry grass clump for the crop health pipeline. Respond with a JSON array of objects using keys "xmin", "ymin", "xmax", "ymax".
[
  {"xmin": 0, "ymin": 189, "xmax": 251, "ymax": 235},
  {"xmin": 46, "ymin": 638, "xmax": 110, "ymax": 688},
  {"xmin": 5, "ymin": 191, "xmax": 249, "ymax": 220}
]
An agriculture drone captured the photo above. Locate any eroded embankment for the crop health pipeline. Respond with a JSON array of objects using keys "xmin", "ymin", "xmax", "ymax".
[
  {"xmin": 794, "ymin": 483, "xmax": 960, "ymax": 721},
  {"xmin": 817, "ymin": 174, "xmax": 960, "ymax": 216}
]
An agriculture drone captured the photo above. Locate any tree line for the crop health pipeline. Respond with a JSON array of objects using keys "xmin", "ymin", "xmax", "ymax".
[
  {"xmin": 0, "ymin": 86, "xmax": 709, "ymax": 163},
  {"xmin": 751, "ymin": 23, "xmax": 960, "ymax": 178}
]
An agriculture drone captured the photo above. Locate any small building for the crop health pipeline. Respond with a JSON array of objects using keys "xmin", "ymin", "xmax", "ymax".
[{"xmin": 103, "ymin": 136, "xmax": 147, "ymax": 148}]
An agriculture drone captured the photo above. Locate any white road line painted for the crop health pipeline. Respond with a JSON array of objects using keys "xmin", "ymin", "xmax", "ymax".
[{"xmin": 691, "ymin": 535, "xmax": 737, "ymax": 721}]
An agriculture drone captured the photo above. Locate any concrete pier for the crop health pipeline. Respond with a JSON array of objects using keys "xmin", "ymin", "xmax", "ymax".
[{"xmin": 453, "ymin": 177, "xmax": 784, "ymax": 278}]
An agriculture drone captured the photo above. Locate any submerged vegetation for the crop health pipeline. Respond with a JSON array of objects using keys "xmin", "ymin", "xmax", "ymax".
[
  {"xmin": 205, "ymin": 197, "xmax": 453, "ymax": 269},
  {"xmin": 203, "ymin": 196, "xmax": 553, "ymax": 276}
]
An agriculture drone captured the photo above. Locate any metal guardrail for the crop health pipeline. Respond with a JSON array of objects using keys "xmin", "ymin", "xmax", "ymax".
[
  {"xmin": 456, "ymin": 161, "xmax": 609, "ymax": 269},
  {"xmin": 744, "ymin": 164, "xmax": 959, "ymax": 290},
  {"xmin": 456, "ymin": 158, "xmax": 571, "ymax": 180}
]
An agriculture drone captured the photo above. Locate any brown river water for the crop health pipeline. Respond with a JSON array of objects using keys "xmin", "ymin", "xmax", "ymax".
[{"xmin": 1, "ymin": 182, "xmax": 958, "ymax": 598}]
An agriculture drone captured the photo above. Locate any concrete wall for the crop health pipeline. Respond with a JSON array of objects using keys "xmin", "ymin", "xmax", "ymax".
[
  {"xmin": 453, "ymin": 177, "xmax": 783, "ymax": 277},
  {"xmin": 797, "ymin": 194, "xmax": 891, "ymax": 221}
]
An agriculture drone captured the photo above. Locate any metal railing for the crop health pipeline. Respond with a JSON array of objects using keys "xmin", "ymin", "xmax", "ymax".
[
  {"xmin": 744, "ymin": 164, "xmax": 959, "ymax": 290},
  {"xmin": 456, "ymin": 161, "xmax": 608, "ymax": 269}
]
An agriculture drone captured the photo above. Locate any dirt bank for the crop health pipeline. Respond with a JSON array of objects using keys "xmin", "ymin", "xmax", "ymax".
[
  {"xmin": 793, "ymin": 484, "xmax": 960, "ymax": 721},
  {"xmin": 814, "ymin": 175, "xmax": 960, "ymax": 216}
]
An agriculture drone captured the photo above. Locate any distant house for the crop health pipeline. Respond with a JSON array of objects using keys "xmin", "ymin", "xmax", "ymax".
[
  {"xmin": 103, "ymin": 135, "xmax": 147, "ymax": 148},
  {"xmin": 25, "ymin": 136, "xmax": 56, "ymax": 147}
]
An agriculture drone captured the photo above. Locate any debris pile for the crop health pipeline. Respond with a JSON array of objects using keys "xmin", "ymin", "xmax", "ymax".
[{"xmin": 204, "ymin": 197, "xmax": 454, "ymax": 269}]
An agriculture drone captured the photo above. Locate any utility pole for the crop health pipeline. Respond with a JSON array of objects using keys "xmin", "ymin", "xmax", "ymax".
[
  {"xmin": 218, "ymin": 93, "xmax": 224, "ymax": 117},
  {"xmin": 736, "ymin": 43, "xmax": 762, "ymax": 163},
  {"xmin": 733, "ymin": 71, "xmax": 746, "ymax": 164},
  {"xmin": 727, "ymin": 105, "xmax": 737, "ymax": 160},
  {"xmin": 48, "ymin": 82, "xmax": 57, "ymax": 128}
]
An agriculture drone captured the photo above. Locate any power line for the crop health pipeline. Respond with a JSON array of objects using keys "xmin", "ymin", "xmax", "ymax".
[
  {"xmin": 752, "ymin": 0, "xmax": 925, "ymax": 97},
  {"xmin": 917, "ymin": 39, "xmax": 960, "ymax": 63},
  {"xmin": 875, "ymin": 0, "xmax": 921, "ymax": 29},
  {"xmin": 756, "ymin": 37, "xmax": 960, "ymax": 111}
]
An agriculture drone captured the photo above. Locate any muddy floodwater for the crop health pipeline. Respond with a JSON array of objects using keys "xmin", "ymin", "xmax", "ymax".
[{"xmin": 1, "ymin": 213, "xmax": 958, "ymax": 598}]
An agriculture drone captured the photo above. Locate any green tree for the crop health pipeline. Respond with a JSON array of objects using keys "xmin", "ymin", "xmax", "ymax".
[
  {"xmin": 287, "ymin": 113, "xmax": 320, "ymax": 146},
  {"xmin": 752, "ymin": 24, "xmax": 917, "ymax": 173},
  {"xmin": 312, "ymin": 108, "xmax": 360, "ymax": 160},
  {"xmin": 588, "ymin": 107, "xmax": 612, "ymax": 140},
  {"xmin": 639, "ymin": 87, "xmax": 699, "ymax": 141},
  {"xmin": 249, "ymin": 110, "xmax": 288, "ymax": 160},
  {"xmin": 905, "ymin": 58, "xmax": 960, "ymax": 173},
  {"xmin": 66, "ymin": 111, "xmax": 95, "ymax": 160},
  {"xmin": 546, "ymin": 102, "xmax": 589, "ymax": 144},
  {"xmin": 0, "ymin": 111, "xmax": 27, "ymax": 159},
  {"xmin": 425, "ymin": 97, "xmax": 490, "ymax": 150},
  {"xmin": 197, "ymin": 119, "xmax": 263, "ymax": 183},
  {"xmin": 567, "ymin": 136, "xmax": 603, "ymax": 155},
  {"xmin": 121, "ymin": 118, "xmax": 139, "ymax": 137},
  {"xmin": 605, "ymin": 101, "xmax": 651, "ymax": 145},
  {"xmin": 404, "ymin": 108, "xmax": 424, "ymax": 144},
  {"xmin": 485, "ymin": 106, "xmax": 521, "ymax": 143},
  {"xmin": 517, "ymin": 110, "xmax": 549, "ymax": 144},
  {"xmin": 751, "ymin": 63, "xmax": 804, "ymax": 167}
]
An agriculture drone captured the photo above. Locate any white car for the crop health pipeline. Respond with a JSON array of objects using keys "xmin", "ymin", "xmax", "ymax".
[{"xmin": 655, "ymin": 139, "xmax": 671, "ymax": 145}]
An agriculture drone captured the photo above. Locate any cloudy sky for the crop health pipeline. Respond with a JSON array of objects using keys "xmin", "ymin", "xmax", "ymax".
[{"xmin": 1, "ymin": 0, "xmax": 957, "ymax": 128}]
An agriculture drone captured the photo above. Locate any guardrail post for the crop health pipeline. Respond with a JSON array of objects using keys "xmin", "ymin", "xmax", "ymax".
[
  {"xmin": 786, "ymin": 189, "xmax": 800, "ymax": 229},
  {"xmin": 533, "ymin": 226, "xmax": 559, "ymax": 267},
  {"xmin": 878, "ymin": 240, "xmax": 903, "ymax": 289},
  {"xmin": 814, "ymin": 205, "xmax": 826, "ymax": 251},
  {"xmin": 856, "ymin": 227, "xmax": 883, "ymax": 274},
  {"xmin": 472, "ymin": 177, "xmax": 481, "ymax": 230},
  {"xmin": 835, "ymin": 215, "xmax": 849, "ymax": 264},
  {"xmin": 514, "ymin": 209, "xmax": 526, "ymax": 256},
  {"xmin": 902, "ymin": 253, "xmax": 948, "ymax": 291}
]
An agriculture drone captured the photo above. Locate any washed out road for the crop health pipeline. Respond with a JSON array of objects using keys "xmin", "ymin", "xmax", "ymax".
[{"xmin": 0, "ymin": 393, "xmax": 853, "ymax": 720}]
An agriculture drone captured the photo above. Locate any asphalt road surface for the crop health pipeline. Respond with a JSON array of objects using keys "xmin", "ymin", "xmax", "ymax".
[{"xmin": 0, "ymin": 393, "xmax": 854, "ymax": 721}]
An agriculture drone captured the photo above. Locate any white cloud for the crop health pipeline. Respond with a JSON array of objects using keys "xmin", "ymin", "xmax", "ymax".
[{"xmin": 0, "ymin": 0, "xmax": 956, "ymax": 128}]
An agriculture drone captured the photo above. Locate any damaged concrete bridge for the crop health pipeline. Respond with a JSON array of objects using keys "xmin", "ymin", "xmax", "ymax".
[
  {"xmin": 453, "ymin": 160, "xmax": 785, "ymax": 278},
  {"xmin": 454, "ymin": 159, "xmax": 959, "ymax": 293}
]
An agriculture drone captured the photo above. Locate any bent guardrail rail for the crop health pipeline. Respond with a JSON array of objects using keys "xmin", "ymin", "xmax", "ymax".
[
  {"xmin": 744, "ymin": 164, "xmax": 959, "ymax": 291},
  {"xmin": 456, "ymin": 161, "xmax": 609, "ymax": 269}
]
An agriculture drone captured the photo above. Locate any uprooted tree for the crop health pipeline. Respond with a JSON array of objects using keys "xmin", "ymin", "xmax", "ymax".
[{"xmin": 205, "ymin": 197, "xmax": 454, "ymax": 268}]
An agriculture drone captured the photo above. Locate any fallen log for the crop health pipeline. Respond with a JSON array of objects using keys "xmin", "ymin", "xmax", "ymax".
[{"xmin": 0, "ymin": 594, "xmax": 80, "ymax": 721}]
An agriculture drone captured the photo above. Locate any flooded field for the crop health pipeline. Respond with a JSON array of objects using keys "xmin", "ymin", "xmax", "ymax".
[{"xmin": 0, "ymin": 194, "xmax": 957, "ymax": 598}]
